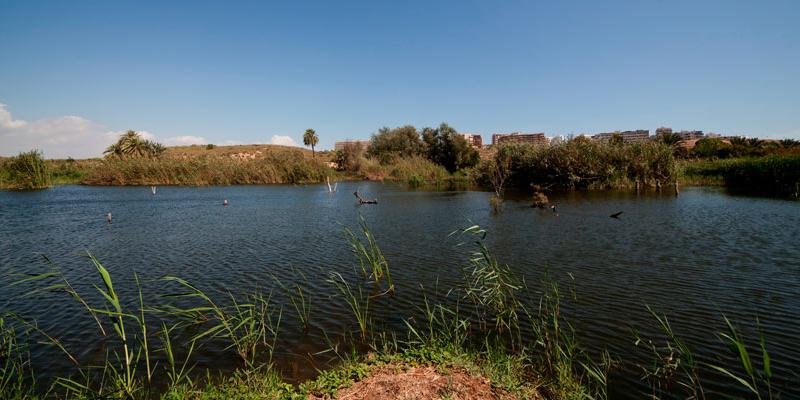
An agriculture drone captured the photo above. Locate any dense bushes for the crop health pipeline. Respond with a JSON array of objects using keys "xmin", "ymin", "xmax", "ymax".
[
  {"xmin": 365, "ymin": 123, "xmax": 479, "ymax": 173},
  {"xmin": 481, "ymin": 140, "xmax": 677, "ymax": 190},
  {"xmin": 336, "ymin": 123, "xmax": 477, "ymax": 182},
  {"xmin": 421, "ymin": 123, "xmax": 479, "ymax": 172},
  {"xmin": 719, "ymin": 156, "xmax": 800, "ymax": 198},
  {"xmin": 366, "ymin": 125, "xmax": 423, "ymax": 163},
  {"xmin": 0, "ymin": 150, "xmax": 51, "ymax": 190},
  {"xmin": 690, "ymin": 137, "xmax": 800, "ymax": 159}
]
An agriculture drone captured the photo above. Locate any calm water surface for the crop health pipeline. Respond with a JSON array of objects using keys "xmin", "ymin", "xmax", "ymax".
[{"xmin": 1, "ymin": 183, "xmax": 798, "ymax": 398}]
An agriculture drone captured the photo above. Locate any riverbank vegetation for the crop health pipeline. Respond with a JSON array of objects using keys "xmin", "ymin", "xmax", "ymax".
[
  {"xmin": 333, "ymin": 123, "xmax": 478, "ymax": 185},
  {"xmin": 0, "ymin": 151, "xmax": 51, "ymax": 190},
  {"xmin": 3, "ymin": 129, "xmax": 799, "ymax": 199},
  {"xmin": 1, "ymin": 223, "xmax": 787, "ymax": 399},
  {"xmin": 682, "ymin": 155, "xmax": 800, "ymax": 198},
  {"xmin": 82, "ymin": 150, "xmax": 330, "ymax": 185}
]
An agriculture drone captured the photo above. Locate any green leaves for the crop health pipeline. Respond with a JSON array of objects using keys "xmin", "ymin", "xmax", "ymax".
[{"xmin": 104, "ymin": 130, "xmax": 165, "ymax": 159}]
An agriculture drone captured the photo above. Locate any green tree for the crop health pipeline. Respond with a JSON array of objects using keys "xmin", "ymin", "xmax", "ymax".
[
  {"xmin": 366, "ymin": 125, "xmax": 422, "ymax": 163},
  {"xmin": 303, "ymin": 128, "xmax": 319, "ymax": 158},
  {"xmin": 421, "ymin": 123, "xmax": 479, "ymax": 172},
  {"xmin": 104, "ymin": 130, "xmax": 165, "ymax": 158},
  {"xmin": 334, "ymin": 142, "xmax": 365, "ymax": 172},
  {"xmin": 691, "ymin": 137, "xmax": 732, "ymax": 158},
  {"xmin": 609, "ymin": 133, "xmax": 624, "ymax": 146}
]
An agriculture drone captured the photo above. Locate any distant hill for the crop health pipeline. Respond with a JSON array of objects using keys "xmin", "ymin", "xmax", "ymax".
[{"xmin": 165, "ymin": 144, "xmax": 328, "ymax": 159}]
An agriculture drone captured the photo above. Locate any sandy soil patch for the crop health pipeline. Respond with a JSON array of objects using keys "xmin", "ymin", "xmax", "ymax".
[{"xmin": 309, "ymin": 363, "xmax": 531, "ymax": 400}]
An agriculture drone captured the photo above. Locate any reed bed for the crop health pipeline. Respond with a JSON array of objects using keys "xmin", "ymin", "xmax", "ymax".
[
  {"xmin": 480, "ymin": 140, "xmax": 678, "ymax": 190},
  {"xmin": 81, "ymin": 151, "xmax": 330, "ymax": 186},
  {"xmin": 0, "ymin": 151, "xmax": 51, "ymax": 190},
  {"xmin": 681, "ymin": 155, "xmax": 800, "ymax": 198}
]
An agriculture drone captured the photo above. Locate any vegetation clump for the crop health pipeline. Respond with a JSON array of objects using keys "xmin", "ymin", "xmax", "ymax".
[
  {"xmin": 104, "ymin": 130, "xmax": 166, "ymax": 158},
  {"xmin": 0, "ymin": 150, "xmax": 51, "ymax": 190},
  {"xmin": 715, "ymin": 155, "xmax": 799, "ymax": 198},
  {"xmin": 480, "ymin": 140, "xmax": 677, "ymax": 191},
  {"xmin": 84, "ymin": 149, "xmax": 330, "ymax": 185}
]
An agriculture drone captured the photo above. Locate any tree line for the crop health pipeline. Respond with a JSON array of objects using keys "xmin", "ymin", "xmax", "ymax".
[{"xmin": 335, "ymin": 123, "xmax": 479, "ymax": 173}]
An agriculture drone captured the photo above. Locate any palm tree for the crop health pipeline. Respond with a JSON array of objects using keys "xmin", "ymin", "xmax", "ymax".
[
  {"xmin": 657, "ymin": 133, "xmax": 683, "ymax": 146},
  {"xmin": 104, "ymin": 130, "xmax": 165, "ymax": 158},
  {"xmin": 303, "ymin": 128, "xmax": 319, "ymax": 158}
]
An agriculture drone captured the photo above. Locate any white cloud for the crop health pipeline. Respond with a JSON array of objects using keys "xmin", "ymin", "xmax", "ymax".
[
  {"xmin": 0, "ymin": 104, "xmax": 222, "ymax": 159},
  {"xmin": 270, "ymin": 135, "xmax": 297, "ymax": 147},
  {"xmin": 163, "ymin": 135, "xmax": 207, "ymax": 146},
  {"xmin": 0, "ymin": 104, "xmax": 115, "ymax": 159}
]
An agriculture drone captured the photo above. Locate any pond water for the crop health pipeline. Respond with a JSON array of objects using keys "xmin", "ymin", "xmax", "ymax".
[{"xmin": 1, "ymin": 183, "xmax": 798, "ymax": 398}]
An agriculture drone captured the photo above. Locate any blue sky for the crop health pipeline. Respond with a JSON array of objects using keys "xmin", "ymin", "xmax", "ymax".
[{"xmin": 1, "ymin": 0, "xmax": 798, "ymax": 158}]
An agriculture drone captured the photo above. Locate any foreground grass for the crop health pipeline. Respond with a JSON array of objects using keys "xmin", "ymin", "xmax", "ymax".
[
  {"xmin": 2, "ymin": 221, "xmax": 787, "ymax": 399},
  {"xmin": 164, "ymin": 345, "xmax": 539, "ymax": 400}
]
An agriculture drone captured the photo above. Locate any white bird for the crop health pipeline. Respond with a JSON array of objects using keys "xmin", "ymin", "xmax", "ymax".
[{"xmin": 106, "ymin": 212, "xmax": 113, "ymax": 224}]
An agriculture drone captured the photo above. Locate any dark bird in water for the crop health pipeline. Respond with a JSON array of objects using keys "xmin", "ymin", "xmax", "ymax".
[
  {"xmin": 550, "ymin": 204, "xmax": 557, "ymax": 213},
  {"xmin": 610, "ymin": 211, "xmax": 623, "ymax": 219}
]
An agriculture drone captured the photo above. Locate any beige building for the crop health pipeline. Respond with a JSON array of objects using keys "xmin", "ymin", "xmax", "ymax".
[
  {"xmin": 492, "ymin": 132, "xmax": 547, "ymax": 145},
  {"xmin": 460, "ymin": 133, "xmax": 483, "ymax": 148},
  {"xmin": 334, "ymin": 140, "xmax": 370, "ymax": 151},
  {"xmin": 592, "ymin": 130, "xmax": 650, "ymax": 142}
]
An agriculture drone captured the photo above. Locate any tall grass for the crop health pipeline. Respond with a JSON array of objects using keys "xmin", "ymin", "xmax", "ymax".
[
  {"xmin": 720, "ymin": 155, "xmax": 800, "ymax": 198},
  {"xmin": 160, "ymin": 277, "xmax": 282, "ymax": 369},
  {"xmin": 0, "ymin": 150, "xmax": 51, "ymax": 190},
  {"xmin": 9, "ymin": 255, "xmax": 283, "ymax": 398},
  {"xmin": 327, "ymin": 271, "xmax": 372, "ymax": 341},
  {"xmin": 452, "ymin": 225, "xmax": 522, "ymax": 337},
  {"xmin": 637, "ymin": 307, "xmax": 778, "ymax": 399},
  {"xmin": 345, "ymin": 217, "xmax": 393, "ymax": 293},
  {"xmin": 0, "ymin": 316, "xmax": 36, "ymax": 400},
  {"xmin": 272, "ymin": 266, "xmax": 311, "ymax": 332},
  {"xmin": 681, "ymin": 155, "xmax": 800, "ymax": 198},
  {"xmin": 481, "ymin": 140, "xmax": 678, "ymax": 190},
  {"xmin": 83, "ymin": 151, "xmax": 330, "ymax": 185}
]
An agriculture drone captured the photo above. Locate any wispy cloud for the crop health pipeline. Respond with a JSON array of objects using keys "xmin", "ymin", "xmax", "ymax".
[
  {"xmin": 0, "ymin": 104, "xmax": 222, "ymax": 158},
  {"xmin": 163, "ymin": 135, "xmax": 207, "ymax": 146},
  {"xmin": 270, "ymin": 135, "xmax": 297, "ymax": 147},
  {"xmin": 0, "ymin": 103, "xmax": 116, "ymax": 159}
]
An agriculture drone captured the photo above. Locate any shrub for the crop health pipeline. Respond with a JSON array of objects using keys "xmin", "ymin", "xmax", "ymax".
[
  {"xmin": 1, "ymin": 150, "xmax": 51, "ymax": 190},
  {"xmin": 421, "ymin": 123, "xmax": 480, "ymax": 172},
  {"xmin": 367, "ymin": 125, "xmax": 423, "ymax": 163},
  {"xmin": 721, "ymin": 155, "xmax": 800, "ymax": 198},
  {"xmin": 483, "ymin": 140, "xmax": 677, "ymax": 190}
]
